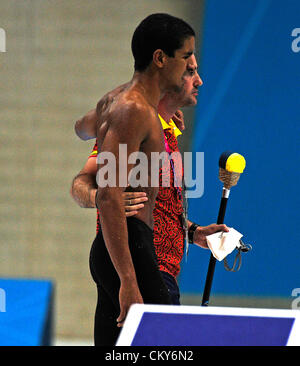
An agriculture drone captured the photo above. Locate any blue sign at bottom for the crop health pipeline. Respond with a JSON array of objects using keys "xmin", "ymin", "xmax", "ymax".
[{"xmin": 117, "ymin": 304, "xmax": 300, "ymax": 346}]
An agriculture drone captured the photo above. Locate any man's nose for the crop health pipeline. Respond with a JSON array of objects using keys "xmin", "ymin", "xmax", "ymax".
[{"xmin": 194, "ymin": 73, "xmax": 203, "ymax": 87}]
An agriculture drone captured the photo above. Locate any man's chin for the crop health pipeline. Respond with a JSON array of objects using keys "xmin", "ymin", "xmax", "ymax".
[
  {"xmin": 185, "ymin": 97, "xmax": 197, "ymax": 107},
  {"xmin": 191, "ymin": 95, "xmax": 198, "ymax": 105}
]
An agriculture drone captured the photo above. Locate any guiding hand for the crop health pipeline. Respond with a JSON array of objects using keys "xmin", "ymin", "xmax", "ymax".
[
  {"xmin": 122, "ymin": 191, "xmax": 148, "ymax": 217},
  {"xmin": 193, "ymin": 223, "xmax": 229, "ymax": 249},
  {"xmin": 172, "ymin": 109, "xmax": 185, "ymax": 131}
]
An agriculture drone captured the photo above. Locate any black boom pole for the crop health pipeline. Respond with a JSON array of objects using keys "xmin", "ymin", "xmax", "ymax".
[
  {"xmin": 201, "ymin": 151, "xmax": 246, "ymax": 307},
  {"xmin": 201, "ymin": 192, "xmax": 229, "ymax": 306}
]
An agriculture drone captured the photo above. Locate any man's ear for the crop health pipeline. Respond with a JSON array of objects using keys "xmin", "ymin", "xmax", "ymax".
[{"xmin": 153, "ymin": 49, "xmax": 166, "ymax": 68}]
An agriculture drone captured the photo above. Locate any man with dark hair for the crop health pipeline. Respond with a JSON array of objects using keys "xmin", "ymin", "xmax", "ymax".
[
  {"xmin": 72, "ymin": 55, "xmax": 228, "ymax": 309},
  {"xmin": 72, "ymin": 14, "xmax": 209, "ymax": 346},
  {"xmin": 72, "ymin": 51, "xmax": 228, "ymax": 345},
  {"xmin": 131, "ymin": 13, "xmax": 195, "ymax": 72}
]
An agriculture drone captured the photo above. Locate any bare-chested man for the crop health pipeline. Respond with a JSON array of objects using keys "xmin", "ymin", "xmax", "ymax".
[{"xmin": 81, "ymin": 14, "xmax": 196, "ymax": 346}]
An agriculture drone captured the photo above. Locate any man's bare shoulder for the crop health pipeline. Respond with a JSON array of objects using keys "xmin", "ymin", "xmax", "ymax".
[
  {"xmin": 95, "ymin": 83, "xmax": 159, "ymax": 149},
  {"xmin": 106, "ymin": 86, "xmax": 157, "ymax": 129},
  {"xmin": 96, "ymin": 83, "xmax": 128, "ymax": 115},
  {"xmin": 117, "ymin": 88, "xmax": 157, "ymax": 121}
]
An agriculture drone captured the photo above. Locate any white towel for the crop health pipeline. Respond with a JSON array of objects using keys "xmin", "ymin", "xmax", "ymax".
[{"xmin": 206, "ymin": 228, "xmax": 243, "ymax": 261}]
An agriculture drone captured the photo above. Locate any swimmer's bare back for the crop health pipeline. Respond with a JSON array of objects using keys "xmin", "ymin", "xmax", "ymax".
[{"xmin": 96, "ymin": 83, "xmax": 165, "ymax": 229}]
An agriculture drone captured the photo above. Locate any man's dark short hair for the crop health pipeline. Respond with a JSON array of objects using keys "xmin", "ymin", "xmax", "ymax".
[{"xmin": 131, "ymin": 13, "xmax": 195, "ymax": 72}]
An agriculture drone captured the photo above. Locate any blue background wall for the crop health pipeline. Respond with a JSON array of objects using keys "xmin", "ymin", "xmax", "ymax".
[{"xmin": 180, "ymin": 0, "xmax": 300, "ymax": 298}]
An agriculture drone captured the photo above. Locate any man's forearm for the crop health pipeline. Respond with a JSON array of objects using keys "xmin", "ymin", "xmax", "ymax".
[{"xmin": 71, "ymin": 173, "xmax": 97, "ymax": 208}]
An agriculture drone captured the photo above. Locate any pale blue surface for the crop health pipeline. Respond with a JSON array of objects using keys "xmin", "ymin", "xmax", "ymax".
[{"xmin": 0, "ymin": 278, "xmax": 53, "ymax": 346}]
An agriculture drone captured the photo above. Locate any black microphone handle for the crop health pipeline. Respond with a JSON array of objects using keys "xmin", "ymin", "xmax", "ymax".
[{"xmin": 201, "ymin": 193, "xmax": 228, "ymax": 306}]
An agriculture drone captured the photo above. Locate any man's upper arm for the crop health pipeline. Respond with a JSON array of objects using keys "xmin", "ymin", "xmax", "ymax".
[
  {"xmin": 99, "ymin": 103, "xmax": 148, "ymax": 153},
  {"xmin": 96, "ymin": 103, "xmax": 150, "ymax": 190}
]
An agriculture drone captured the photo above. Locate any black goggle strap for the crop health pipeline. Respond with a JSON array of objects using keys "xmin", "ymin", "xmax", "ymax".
[{"xmin": 223, "ymin": 240, "xmax": 252, "ymax": 272}]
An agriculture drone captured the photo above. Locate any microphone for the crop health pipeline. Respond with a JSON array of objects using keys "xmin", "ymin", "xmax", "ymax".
[
  {"xmin": 201, "ymin": 151, "xmax": 246, "ymax": 306},
  {"xmin": 218, "ymin": 151, "xmax": 246, "ymax": 189}
]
